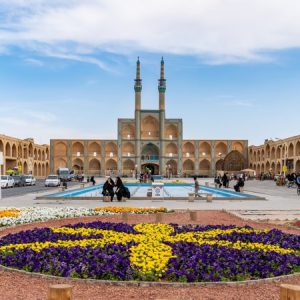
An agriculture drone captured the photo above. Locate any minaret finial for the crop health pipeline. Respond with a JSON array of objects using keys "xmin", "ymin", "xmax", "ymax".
[
  {"xmin": 158, "ymin": 57, "xmax": 166, "ymax": 93},
  {"xmin": 160, "ymin": 57, "xmax": 164, "ymax": 79},
  {"xmin": 134, "ymin": 57, "xmax": 142, "ymax": 92}
]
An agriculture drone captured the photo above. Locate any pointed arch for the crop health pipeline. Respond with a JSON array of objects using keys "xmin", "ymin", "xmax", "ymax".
[
  {"xmin": 11, "ymin": 144, "xmax": 17, "ymax": 157},
  {"xmin": 54, "ymin": 158, "xmax": 67, "ymax": 171},
  {"xmin": 223, "ymin": 150, "xmax": 246, "ymax": 171},
  {"xmin": 296, "ymin": 141, "xmax": 300, "ymax": 157},
  {"xmin": 23, "ymin": 161, "xmax": 28, "ymax": 174},
  {"xmin": 199, "ymin": 142, "xmax": 211, "ymax": 157},
  {"xmin": 141, "ymin": 116, "xmax": 159, "ymax": 139},
  {"xmin": 123, "ymin": 159, "xmax": 135, "ymax": 175},
  {"xmin": 105, "ymin": 159, "xmax": 117, "ymax": 175},
  {"xmin": 216, "ymin": 159, "xmax": 224, "ymax": 171},
  {"xmin": 5, "ymin": 142, "xmax": 11, "ymax": 157},
  {"xmin": 34, "ymin": 163, "xmax": 38, "ymax": 176},
  {"xmin": 166, "ymin": 159, "xmax": 177, "ymax": 175},
  {"xmin": 72, "ymin": 142, "xmax": 84, "ymax": 157},
  {"xmin": 165, "ymin": 143, "xmax": 178, "ymax": 157},
  {"xmin": 232, "ymin": 141, "xmax": 243, "ymax": 153},
  {"xmin": 122, "ymin": 142, "xmax": 135, "ymax": 157},
  {"xmin": 199, "ymin": 159, "xmax": 210, "ymax": 176},
  {"xmin": 215, "ymin": 142, "xmax": 227, "ymax": 157},
  {"xmin": 165, "ymin": 124, "xmax": 178, "ymax": 139},
  {"xmin": 288, "ymin": 143, "xmax": 294, "ymax": 157},
  {"xmin": 183, "ymin": 159, "xmax": 194, "ymax": 175},
  {"xmin": 54, "ymin": 142, "xmax": 67, "ymax": 156},
  {"xmin": 105, "ymin": 142, "xmax": 117, "ymax": 157},
  {"xmin": 72, "ymin": 158, "xmax": 84, "ymax": 172},
  {"xmin": 89, "ymin": 158, "xmax": 101, "ymax": 175},
  {"xmin": 34, "ymin": 149, "xmax": 37, "ymax": 160},
  {"xmin": 88, "ymin": 142, "xmax": 101, "ymax": 157},
  {"xmin": 270, "ymin": 147, "xmax": 276, "ymax": 160},
  {"xmin": 183, "ymin": 142, "xmax": 195, "ymax": 157},
  {"xmin": 122, "ymin": 124, "xmax": 135, "ymax": 139}
]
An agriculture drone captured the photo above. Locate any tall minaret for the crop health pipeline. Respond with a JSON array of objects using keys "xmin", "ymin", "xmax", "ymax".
[
  {"xmin": 158, "ymin": 57, "xmax": 166, "ymax": 110},
  {"xmin": 158, "ymin": 57, "xmax": 166, "ymax": 174},
  {"xmin": 134, "ymin": 57, "xmax": 142, "ymax": 110},
  {"xmin": 134, "ymin": 57, "xmax": 142, "ymax": 172}
]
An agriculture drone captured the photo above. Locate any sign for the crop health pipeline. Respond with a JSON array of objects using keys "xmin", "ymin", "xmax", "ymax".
[
  {"xmin": 282, "ymin": 165, "xmax": 287, "ymax": 172},
  {"xmin": 152, "ymin": 182, "xmax": 164, "ymax": 198},
  {"xmin": 0, "ymin": 152, "xmax": 3, "ymax": 165}
]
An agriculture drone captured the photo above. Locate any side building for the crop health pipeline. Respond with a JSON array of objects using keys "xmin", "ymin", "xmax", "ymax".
[
  {"xmin": 0, "ymin": 134, "xmax": 50, "ymax": 177},
  {"xmin": 249, "ymin": 135, "xmax": 300, "ymax": 174},
  {"xmin": 50, "ymin": 58, "xmax": 248, "ymax": 177}
]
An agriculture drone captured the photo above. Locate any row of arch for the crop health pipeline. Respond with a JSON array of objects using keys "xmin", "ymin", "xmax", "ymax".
[
  {"xmin": 54, "ymin": 141, "xmax": 245, "ymax": 158},
  {"xmin": 250, "ymin": 141, "xmax": 300, "ymax": 162},
  {"xmin": 250, "ymin": 159, "xmax": 300, "ymax": 174},
  {"xmin": 54, "ymin": 150, "xmax": 246, "ymax": 175},
  {"xmin": 54, "ymin": 142, "xmax": 117, "ymax": 157},
  {"xmin": 0, "ymin": 139, "xmax": 49, "ymax": 161}
]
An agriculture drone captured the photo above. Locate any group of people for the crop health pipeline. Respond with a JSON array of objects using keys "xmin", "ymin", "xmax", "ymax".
[
  {"xmin": 286, "ymin": 173, "xmax": 300, "ymax": 188},
  {"xmin": 139, "ymin": 172, "xmax": 154, "ymax": 183},
  {"xmin": 102, "ymin": 176, "xmax": 130, "ymax": 201},
  {"xmin": 214, "ymin": 173, "xmax": 246, "ymax": 192}
]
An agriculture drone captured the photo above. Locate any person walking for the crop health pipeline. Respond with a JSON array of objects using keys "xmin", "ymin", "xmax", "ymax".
[
  {"xmin": 102, "ymin": 177, "xmax": 115, "ymax": 201},
  {"xmin": 194, "ymin": 176, "xmax": 200, "ymax": 197},
  {"xmin": 90, "ymin": 176, "xmax": 96, "ymax": 186}
]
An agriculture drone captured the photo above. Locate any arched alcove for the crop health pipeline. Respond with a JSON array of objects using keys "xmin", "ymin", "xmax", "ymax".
[
  {"xmin": 72, "ymin": 158, "xmax": 84, "ymax": 172},
  {"xmin": 89, "ymin": 158, "xmax": 101, "ymax": 175},
  {"xmin": 88, "ymin": 142, "xmax": 101, "ymax": 156},
  {"xmin": 165, "ymin": 143, "xmax": 178, "ymax": 157},
  {"xmin": 223, "ymin": 150, "xmax": 246, "ymax": 171},
  {"xmin": 232, "ymin": 141, "xmax": 243, "ymax": 153},
  {"xmin": 165, "ymin": 124, "xmax": 178, "ymax": 139},
  {"xmin": 215, "ymin": 142, "xmax": 227, "ymax": 157},
  {"xmin": 183, "ymin": 159, "xmax": 194, "ymax": 175},
  {"xmin": 183, "ymin": 142, "xmax": 195, "ymax": 157},
  {"xmin": 54, "ymin": 142, "xmax": 67, "ymax": 157},
  {"xmin": 122, "ymin": 124, "xmax": 135, "ymax": 139},
  {"xmin": 141, "ymin": 116, "xmax": 159, "ymax": 139},
  {"xmin": 72, "ymin": 142, "xmax": 84, "ymax": 157},
  {"xmin": 199, "ymin": 159, "xmax": 210, "ymax": 176}
]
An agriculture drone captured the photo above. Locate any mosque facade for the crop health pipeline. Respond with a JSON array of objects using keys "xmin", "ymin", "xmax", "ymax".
[{"xmin": 50, "ymin": 58, "xmax": 248, "ymax": 177}]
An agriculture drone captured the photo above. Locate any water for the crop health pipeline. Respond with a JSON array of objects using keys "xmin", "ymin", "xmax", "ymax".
[{"xmin": 47, "ymin": 183, "xmax": 258, "ymax": 199}]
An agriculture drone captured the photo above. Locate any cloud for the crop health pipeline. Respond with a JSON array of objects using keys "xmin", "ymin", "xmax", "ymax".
[
  {"xmin": 223, "ymin": 99, "xmax": 254, "ymax": 107},
  {"xmin": 24, "ymin": 58, "xmax": 44, "ymax": 66},
  {"xmin": 0, "ymin": 0, "xmax": 300, "ymax": 64}
]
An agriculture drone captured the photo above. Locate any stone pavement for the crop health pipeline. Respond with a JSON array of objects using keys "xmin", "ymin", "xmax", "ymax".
[{"xmin": 0, "ymin": 178, "xmax": 299, "ymax": 220}]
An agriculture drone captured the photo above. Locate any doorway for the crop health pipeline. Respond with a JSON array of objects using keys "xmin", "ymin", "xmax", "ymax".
[{"xmin": 141, "ymin": 163, "xmax": 159, "ymax": 175}]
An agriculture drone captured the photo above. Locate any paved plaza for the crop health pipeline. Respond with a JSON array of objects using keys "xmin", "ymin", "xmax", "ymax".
[{"xmin": 0, "ymin": 178, "xmax": 299, "ymax": 221}]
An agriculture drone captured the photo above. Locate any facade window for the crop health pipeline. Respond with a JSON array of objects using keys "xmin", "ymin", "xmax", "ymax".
[
  {"xmin": 93, "ymin": 152, "xmax": 97, "ymax": 157},
  {"xmin": 77, "ymin": 152, "xmax": 80, "ymax": 157},
  {"xmin": 109, "ymin": 152, "xmax": 113, "ymax": 157},
  {"xmin": 169, "ymin": 135, "xmax": 172, "ymax": 140}
]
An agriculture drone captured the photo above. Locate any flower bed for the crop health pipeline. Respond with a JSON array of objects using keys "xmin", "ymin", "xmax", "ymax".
[
  {"xmin": 0, "ymin": 222, "xmax": 300, "ymax": 282},
  {"xmin": 0, "ymin": 207, "xmax": 167, "ymax": 227}
]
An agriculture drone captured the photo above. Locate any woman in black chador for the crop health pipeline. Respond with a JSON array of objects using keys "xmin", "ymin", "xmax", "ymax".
[
  {"xmin": 102, "ymin": 177, "xmax": 115, "ymax": 201},
  {"xmin": 115, "ymin": 177, "xmax": 126, "ymax": 201}
]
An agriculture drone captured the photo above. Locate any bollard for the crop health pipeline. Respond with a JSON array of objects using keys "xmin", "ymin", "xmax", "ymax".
[
  {"xmin": 190, "ymin": 210, "xmax": 197, "ymax": 221},
  {"xmin": 206, "ymin": 194, "xmax": 213, "ymax": 202},
  {"xmin": 155, "ymin": 212, "xmax": 163, "ymax": 223},
  {"xmin": 80, "ymin": 183, "xmax": 85, "ymax": 189},
  {"xmin": 188, "ymin": 193, "xmax": 195, "ymax": 202},
  {"xmin": 122, "ymin": 212, "xmax": 129, "ymax": 222},
  {"xmin": 48, "ymin": 284, "xmax": 72, "ymax": 300},
  {"xmin": 280, "ymin": 284, "xmax": 300, "ymax": 300}
]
